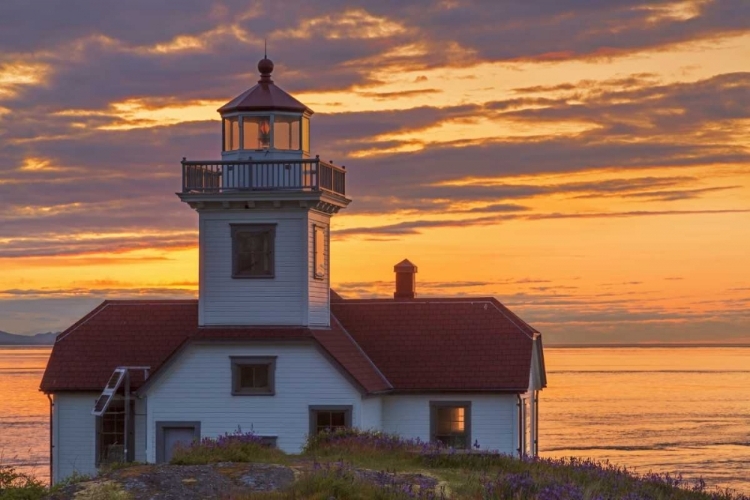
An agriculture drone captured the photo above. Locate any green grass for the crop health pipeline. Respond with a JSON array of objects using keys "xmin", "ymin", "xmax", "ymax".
[{"xmin": 170, "ymin": 436, "xmax": 289, "ymax": 466}]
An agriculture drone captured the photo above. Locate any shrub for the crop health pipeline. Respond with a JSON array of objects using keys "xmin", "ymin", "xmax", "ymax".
[
  {"xmin": 171, "ymin": 428, "xmax": 287, "ymax": 465},
  {"xmin": 0, "ymin": 465, "xmax": 47, "ymax": 500}
]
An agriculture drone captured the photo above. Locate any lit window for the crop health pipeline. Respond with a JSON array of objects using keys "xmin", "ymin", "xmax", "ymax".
[
  {"xmin": 224, "ymin": 117, "xmax": 240, "ymax": 151},
  {"xmin": 231, "ymin": 357, "xmax": 276, "ymax": 396},
  {"xmin": 242, "ymin": 116, "xmax": 271, "ymax": 149},
  {"xmin": 231, "ymin": 224, "xmax": 275, "ymax": 278},
  {"xmin": 302, "ymin": 116, "xmax": 310, "ymax": 152},
  {"xmin": 274, "ymin": 116, "xmax": 301, "ymax": 150},
  {"xmin": 431, "ymin": 402, "xmax": 471, "ymax": 449}
]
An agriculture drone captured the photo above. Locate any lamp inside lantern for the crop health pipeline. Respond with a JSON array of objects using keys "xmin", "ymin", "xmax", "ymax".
[{"xmin": 259, "ymin": 118, "xmax": 271, "ymax": 148}]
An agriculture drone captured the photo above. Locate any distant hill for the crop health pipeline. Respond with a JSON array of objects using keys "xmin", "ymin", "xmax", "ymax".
[{"xmin": 0, "ymin": 330, "xmax": 57, "ymax": 345}]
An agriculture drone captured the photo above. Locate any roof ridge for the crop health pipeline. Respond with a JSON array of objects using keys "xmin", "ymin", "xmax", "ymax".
[
  {"xmin": 330, "ymin": 313, "xmax": 393, "ymax": 391},
  {"xmin": 55, "ymin": 301, "xmax": 111, "ymax": 343},
  {"xmin": 335, "ymin": 298, "xmax": 498, "ymax": 304},
  {"xmin": 487, "ymin": 298, "xmax": 535, "ymax": 340},
  {"xmin": 105, "ymin": 299, "xmax": 197, "ymax": 305}
]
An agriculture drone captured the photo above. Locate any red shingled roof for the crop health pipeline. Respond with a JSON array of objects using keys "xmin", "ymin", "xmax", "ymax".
[
  {"xmin": 41, "ymin": 296, "xmax": 537, "ymax": 395},
  {"xmin": 331, "ymin": 298, "xmax": 536, "ymax": 392},
  {"xmin": 39, "ymin": 300, "xmax": 387, "ymax": 394}
]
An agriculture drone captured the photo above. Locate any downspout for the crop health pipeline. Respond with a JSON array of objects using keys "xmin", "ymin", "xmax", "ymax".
[
  {"xmin": 516, "ymin": 394, "xmax": 522, "ymax": 458},
  {"xmin": 124, "ymin": 371, "xmax": 130, "ymax": 463},
  {"xmin": 47, "ymin": 394, "xmax": 54, "ymax": 484},
  {"xmin": 534, "ymin": 391, "xmax": 540, "ymax": 456}
]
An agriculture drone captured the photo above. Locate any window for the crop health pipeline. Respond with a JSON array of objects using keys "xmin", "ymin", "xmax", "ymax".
[
  {"xmin": 242, "ymin": 116, "xmax": 271, "ymax": 149},
  {"xmin": 231, "ymin": 224, "xmax": 275, "ymax": 278},
  {"xmin": 273, "ymin": 116, "xmax": 301, "ymax": 150},
  {"xmin": 301, "ymin": 116, "xmax": 310, "ymax": 152},
  {"xmin": 430, "ymin": 401, "xmax": 471, "ymax": 449},
  {"xmin": 313, "ymin": 225, "xmax": 326, "ymax": 279},
  {"xmin": 309, "ymin": 405, "xmax": 352, "ymax": 435},
  {"xmin": 231, "ymin": 356, "xmax": 276, "ymax": 395},
  {"xmin": 96, "ymin": 399, "xmax": 134, "ymax": 466},
  {"xmin": 223, "ymin": 117, "xmax": 240, "ymax": 151}
]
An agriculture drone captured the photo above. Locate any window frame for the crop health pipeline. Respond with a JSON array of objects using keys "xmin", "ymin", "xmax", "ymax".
[
  {"xmin": 230, "ymin": 356, "xmax": 277, "ymax": 396},
  {"xmin": 231, "ymin": 224, "xmax": 276, "ymax": 279},
  {"xmin": 313, "ymin": 224, "xmax": 326, "ymax": 280},
  {"xmin": 308, "ymin": 405, "xmax": 353, "ymax": 436},
  {"xmin": 95, "ymin": 398, "xmax": 135, "ymax": 467},
  {"xmin": 430, "ymin": 401, "xmax": 472, "ymax": 449}
]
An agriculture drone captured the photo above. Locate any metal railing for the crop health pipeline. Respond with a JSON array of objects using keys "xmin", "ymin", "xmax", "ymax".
[{"xmin": 181, "ymin": 156, "xmax": 346, "ymax": 196}]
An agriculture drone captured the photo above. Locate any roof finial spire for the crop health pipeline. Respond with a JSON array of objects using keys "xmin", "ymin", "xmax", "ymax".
[{"xmin": 258, "ymin": 43, "xmax": 274, "ymax": 83}]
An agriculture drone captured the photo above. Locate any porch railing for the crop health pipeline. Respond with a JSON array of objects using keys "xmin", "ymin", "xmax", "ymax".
[{"xmin": 181, "ymin": 156, "xmax": 346, "ymax": 196}]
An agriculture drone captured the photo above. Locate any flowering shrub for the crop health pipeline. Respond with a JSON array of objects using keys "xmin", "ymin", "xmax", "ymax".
[
  {"xmin": 302, "ymin": 430, "xmax": 750, "ymax": 500},
  {"xmin": 170, "ymin": 427, "xmax": 287, "ymax": 465}
]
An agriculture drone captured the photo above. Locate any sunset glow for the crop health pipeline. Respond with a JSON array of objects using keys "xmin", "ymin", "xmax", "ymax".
[{"xmin": 0, "ymin": 1, "xmax": 748, "ymax": 343}]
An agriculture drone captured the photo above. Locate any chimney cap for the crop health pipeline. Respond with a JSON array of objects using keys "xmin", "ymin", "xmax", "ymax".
[{"xmin": 394, "ymin": 259, "xmax": 418, "ymax": 272}]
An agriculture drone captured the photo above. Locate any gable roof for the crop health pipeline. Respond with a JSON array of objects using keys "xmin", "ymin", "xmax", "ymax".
[
  {"xmin": 331, "ymin": 298, "xmax": 536, "ymax": 392},
  {"xmin": 41, "ymin": 295, "xmax": 540, "ymax": 395},
  {"xmin": 39, "ymin": 300, "xmax": 388, "ymax": 394}
]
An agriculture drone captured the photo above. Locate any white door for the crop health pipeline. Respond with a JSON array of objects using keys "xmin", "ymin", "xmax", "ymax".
[{"xmin": 163, "ymin": 427, "xmax": 196, "ymax": 463}]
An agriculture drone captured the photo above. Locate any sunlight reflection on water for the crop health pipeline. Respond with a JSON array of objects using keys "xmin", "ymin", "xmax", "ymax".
[{"xmin": 0, "ymin": 346, "xmax": 748, "ymax": 493}]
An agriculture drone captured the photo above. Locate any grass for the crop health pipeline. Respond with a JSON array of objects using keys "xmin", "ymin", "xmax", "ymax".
[{"xmin": 5, "ymin": 429, "xmax": 750, "ymax": 499}]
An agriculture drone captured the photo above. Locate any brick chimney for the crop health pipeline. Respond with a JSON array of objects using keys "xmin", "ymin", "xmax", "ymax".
[{"xmin": 394, "ymin": 259, "xmax": 417, "ymax": 299}]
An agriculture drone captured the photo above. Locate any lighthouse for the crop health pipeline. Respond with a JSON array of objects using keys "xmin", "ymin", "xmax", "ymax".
[{"xmin": 178, "ymin": 56, "xmax": 350, "ymax": 328}]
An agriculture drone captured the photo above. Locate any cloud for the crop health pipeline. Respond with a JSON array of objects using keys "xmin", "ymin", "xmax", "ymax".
[
  {"xmin": 573, "ymin": 186, "xmax": 741, "ymax": 202},
  {"xmin": 334, "ymin": 209, "xmax": 750, "ymax": 239}
]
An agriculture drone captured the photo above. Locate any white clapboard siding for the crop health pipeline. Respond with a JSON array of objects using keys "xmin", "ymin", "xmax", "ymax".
[
  {"xmin": 360, "ymin": 396, "xmax": 383, "ymax": 430},
  {"xmin": 144, "ymin": 342, "xmax": 362, "ymax": 459},
  {"xmin": 381, "ymin": 394, "xmax": 517, "ymax": 453},
  {"xmin": 134, "ymin": 398, "xmax": 147, "ymax": 463},
  {"xmin": 53, "ymin": 393, "xmax": 98, "ymax": 483},
  {"xmin": 307, "ymin": 211, "xmax": 332, "ymax": 327},
  {"xmin": 199, "ymin": 210, "xmax": 307, "ymax": 326}
]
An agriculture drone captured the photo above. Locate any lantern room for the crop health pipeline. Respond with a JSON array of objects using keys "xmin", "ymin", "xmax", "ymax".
[{"xmin": 218, "ymin": 57, "xmax": 312, "ymax": 161}]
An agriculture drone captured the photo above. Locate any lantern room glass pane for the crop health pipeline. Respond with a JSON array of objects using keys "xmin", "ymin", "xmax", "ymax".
[
  {"xmin": 242, "ymin": 116, "xmax": 271, "ymax": 149},
  {"xmin": 224, "ymin": 117, "xmax": 240, "ymax": 151},
  {"xmin": 273, "ymin": 116, "xmax": 300, "ymax": 150},
  {"xmin": 302, "ymin": 116, "xmax": 310, "ymax": 152}
]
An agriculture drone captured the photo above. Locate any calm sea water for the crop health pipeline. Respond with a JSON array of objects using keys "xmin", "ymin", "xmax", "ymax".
[{"xmin": 0, "ymin": 346, "xmax": 748, "ymax": 492}]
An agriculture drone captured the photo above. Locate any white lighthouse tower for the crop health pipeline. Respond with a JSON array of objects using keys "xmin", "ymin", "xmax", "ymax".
[{"xmin": 178, "ymin": 56, "xmax": 350, "ymax": 328}]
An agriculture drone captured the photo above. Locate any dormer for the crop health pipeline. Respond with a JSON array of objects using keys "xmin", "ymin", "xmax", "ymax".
[{"xmin": 218, "ymin": 57, "xmax": 312, "ymax": 161}]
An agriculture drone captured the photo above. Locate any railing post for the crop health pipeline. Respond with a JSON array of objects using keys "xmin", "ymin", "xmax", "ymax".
[
  {"xmin": 181, "ymin": 157, "xmax": 186, "ymax": 192},
  {"xmin": 315, "ymin": 155, "xmax": 320, "ymax": 191}
]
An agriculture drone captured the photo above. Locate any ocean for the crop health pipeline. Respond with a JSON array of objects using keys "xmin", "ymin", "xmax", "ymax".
[{"xmin": 0, "ymin": 346, "xmax": 748, "ymax": 492}]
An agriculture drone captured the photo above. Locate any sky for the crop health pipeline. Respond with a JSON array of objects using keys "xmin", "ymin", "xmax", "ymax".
[{"xmin": 0, "ymin": 0, "xmax": 748, "ymax": 344}]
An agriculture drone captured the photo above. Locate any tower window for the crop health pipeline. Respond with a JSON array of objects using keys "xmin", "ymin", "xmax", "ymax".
[
  {"xmin": 242, "ymin": 116, "xmax": 271, "ymax": 149},
  {"xmin": 231, "ymin": 224, "xmax": 276, "ymax": 278},
  {"xmin": 313, "ymin": 225, "xmax": 326, "ymax": 279},
  {"xmin": 274, "ymin": 116, "xmax": 301, "ymax": 150},
  {"xmin": 223, "ymin": 117, "xmax": 240, "ymax": 151}
]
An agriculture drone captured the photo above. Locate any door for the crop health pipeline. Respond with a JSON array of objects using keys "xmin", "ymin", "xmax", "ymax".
[
  {"xmin": 164, "ymin": 427, "xmax": 195, "ymax": 462},
  {"xmin": 155, "ymin": 421, "xmax": 201, "ymax": 463}
]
